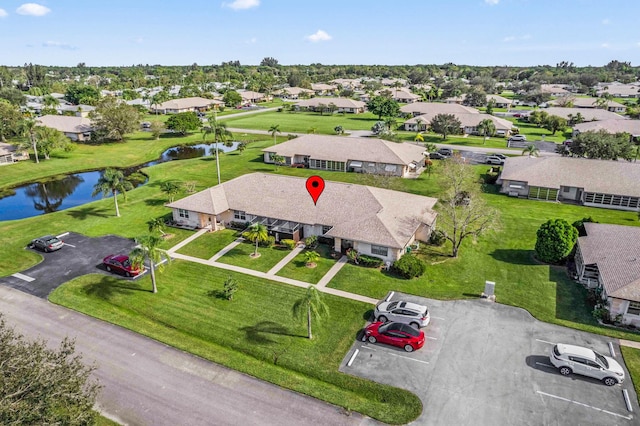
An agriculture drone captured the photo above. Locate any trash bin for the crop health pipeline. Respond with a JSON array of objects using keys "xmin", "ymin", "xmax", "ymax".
[{"xmin": 406, "ymin": 246, "xmax": 411, "ymax": 253}]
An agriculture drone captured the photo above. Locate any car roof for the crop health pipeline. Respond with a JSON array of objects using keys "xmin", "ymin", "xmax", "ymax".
[
  {"xmin": 108, "ymin": 254, "xmax": 130, "ymax": 262},
  {"xmin": 385, "ymin": 322, "xmax": 421, "ymax": 337},
  {"xmin": 556, "ymin": 343, "xmax": 596, "ymax": 360},
  {"xmin": 398, "ymin": 301, "xmax": 427, "ymax": 313}
]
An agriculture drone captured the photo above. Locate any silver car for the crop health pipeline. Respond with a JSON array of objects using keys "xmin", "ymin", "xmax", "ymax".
[
  {"xmin": 374, "ymin": 300, "xmax": 430, "ymax": 328},
  {"xmin": 29, "ymin": 235, "xmax": 64, "ymax": 252},
  {"xmin": 549, "ymin": 343, "xmax": 625, "ymax": 386}
]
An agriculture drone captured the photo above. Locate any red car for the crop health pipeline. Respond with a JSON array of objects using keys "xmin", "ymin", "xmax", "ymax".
[
  {"xmin": 103, "ymin": 254, "xmax": 144, "ymax": 277},
  {"xmin": 364, "ymin": 321, "xmax": 425, "ymax": 352}
]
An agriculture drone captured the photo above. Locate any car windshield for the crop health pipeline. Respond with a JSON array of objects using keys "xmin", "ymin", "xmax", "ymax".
[
  {"xmin": 594, "ymin": 351, "xmax": 609, "ymax": 368},
  {"xmin": 386, "ymin": 301, "xmax": 398, "ymax": 310},
  {"xmin": 378, "ymin": 323, "xmax": 392, "ymax": 333},
  {"xmin": 45, "ymin": 237, "xmax": 60, "ymax": 244}
]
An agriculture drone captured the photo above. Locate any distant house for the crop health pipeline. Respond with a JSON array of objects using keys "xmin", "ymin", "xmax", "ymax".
[
  {"xmin": 497, "ymin": 156, "xmax": 640, "ymax": 211},
  {"xmin": 487, "ymin": 94, "xmax": 513, "ymax": 109},
  {"xmin": 329, "ymin": 78, "xmax": 362, "ymax": 90},
  {"xmin": 539, "ymin": 107, "xmax": 625, "ymax": 122},
  {"xmin": 150, "ymin": 97, "xmax": 223, "ymax": 114},
  {"xmin": 575, "ymin": 223, "xmax": 640, "ymax": 326},
  {"xmin": 400, "ymin": 102, "xmax": 479, "ymax": 117},
  {"xmin": 0, "ymin": 142, "xmax": 29, "ymax": 165},
  {"xmin": 36, "ymin": 115, "xmax": 93, "ymax": 141},
  {"xmin": 549, "ymin": 97, "xmax": 626, "ymax": 113},
  {"xmin": 404, "ymin": 113, "xmax": 512, "ymax": 136},
  {"xmin": 239, "ymin": 90, "xmax": 270, "ymax": 104},
  {"xmin": 262, "ymin": 134, "xmax": 427, "ymax": 177},
  {"xmin": 573, "ymin": 119, "xmax": 640, "ymax": 139},
  {"xmin": 274, "ymin": 87, "xmax": 314, "ymax": 100},
  {"xmin": 57, "ymin": 104, "xmax": 95, "ymax": 118},
  {"xmin": 596, "ymin": 83, "xmax": 640, "ymax": 98},
  {"xmin": 540, "ymin": 84, "xmax": 570, "ymax": 96},
  {"xmin": 295, "ymin": 97, "xmax": 366, "ymax": 114},
  {"xmin": 311, "ymin": 83, "xmax": 338, "ymax": 96},
  {"xmin": 165, "ymin": 173, "xmax": 438, "ymax": 262}
]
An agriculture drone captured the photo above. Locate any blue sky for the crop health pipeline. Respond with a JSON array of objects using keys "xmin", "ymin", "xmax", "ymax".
[{"xmin": 0, "ymin": 0, "xmax": 638, "ymax": 67}]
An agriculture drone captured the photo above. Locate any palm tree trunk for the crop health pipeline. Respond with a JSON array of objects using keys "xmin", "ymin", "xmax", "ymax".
[
  {"xmin": 215, "ymin": 142, "xmax": 221, "ymax": 185},
  {"xmin": 113, "ymin": 190, "xmax": 120, "ymax": 217},
  {"xmin": 254, "ymin": 238, "xmax": 258, "ymax": 256},
  {"xmin": 150, "ymin": 262, "xmax": 157, "ymax": 293},
  {"xmin": 307, "ymin": 304, "xmax": 312, "ymax": 339},
  {"xmin": 31, "ymin": 135, "xmax": 39, "ymax": 164}
]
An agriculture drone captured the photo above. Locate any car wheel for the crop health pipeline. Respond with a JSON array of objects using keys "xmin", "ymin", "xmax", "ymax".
[
  {"xmin": 125, "ymin": 272, "xmax": 131, "ymax": 278},
  {"xmin": 603, "ymin": 377, "xmax": 617, "ymax": 386},
  {"xmin": 410, "ymin": 322, "xmax": 420, "ymax": 329},
  {"xmin": 106, "ymin": 266, "xmax": 112, "ymax": 272},
  {"xmin": 378, "ymin": 316, "xmax": 388, "ymax": 323},
  {"xmin": 559, "ymin": 366, "xmax": 572, "ymax": 376},
  {"xmin": 404, "ymin": 344, "xmax": 414, "ymax": 352},
  {"xmin": 367, "ymin": 336, "xmax": 377, "ymax": 344}
]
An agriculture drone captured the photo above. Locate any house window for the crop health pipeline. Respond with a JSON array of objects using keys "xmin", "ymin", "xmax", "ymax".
[
  {"xmin": 371, "ymin": 245, "xmax": 388, "ymax": 256},
  {"xmin": 563, "ymin": 187, "xmax": 570, "ymax": 193},
  {"xmin": 178, "ymin": 209, "xmax": 190, "ymax": 219},
  {"xmin": 234, "ymin": 210, "xmax": 246, "ymax": 221},
  {"xmin": 628, "ymin": 302, "xmax": 640, "ymax": 316}
]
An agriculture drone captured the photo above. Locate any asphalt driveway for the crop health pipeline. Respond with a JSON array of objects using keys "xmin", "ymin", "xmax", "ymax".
[
  {"xmin": 341, "ymin": 292, "xmax": 639, "ymax": 426},
  {"xmin": 0, "ymin": 232, "xmax": 139, "ymax": 298}
]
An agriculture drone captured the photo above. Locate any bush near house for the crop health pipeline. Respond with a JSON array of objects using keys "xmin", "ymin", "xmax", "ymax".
[
  {"xmin": 392, "ymin": 255, "xmax": 427, "ymax": 279},
  {"xmin": 280, "ymin": 239, "xmax": 296, "ymax": 250},
  {"xmin": 357, "ymin": 254, "xmax": 384, "ymax": 268},
  {"xmin": 534, "ymin": 219, "xmax": 579, "ymax": 264}
]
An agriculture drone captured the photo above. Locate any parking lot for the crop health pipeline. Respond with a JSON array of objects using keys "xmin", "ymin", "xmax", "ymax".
[
  {"xmin": 341, "ymin": 292, "xmax": 638, "ymax": 425},
  {"xmin": 0, "ymin": 232, "xmax": 140, "ymax": 298}
]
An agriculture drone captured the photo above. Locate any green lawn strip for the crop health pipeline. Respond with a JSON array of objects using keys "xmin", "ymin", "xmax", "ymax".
[
  {"xmin": 507, "ymin": 118, "xmax": 571, "ymax": 143},
  {"xmin": 96, "ymin": 414, "xmax": 121, "ymax": 426},
  {"xmin": 223, "ymin": 111, "xmax": 381, "ymax": 134},
  {"xmin": 176, "ymin": 229, "xmax": 239, "ymax": 259},
  {"xmin": 620, "ymin": 346, "xmax": 640, "ymax": 406},
  {"xmin": 216, "ymin": 241, "xmax": 292, "ymax": 272},
  {"xmin": 276, "ymin": 244, "xmax": 336, "ymax": 284},
  {"xmin": 49, "ymin": 262, "xmax": 422, "ymax": 424}
]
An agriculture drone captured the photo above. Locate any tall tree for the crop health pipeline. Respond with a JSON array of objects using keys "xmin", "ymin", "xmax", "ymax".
[
  {"xmin": 542, "ymin": 115, "xmax": 567, "ymax": 135},
  {"xmin": 91, "ymin": 168, "xmax": 134, "ymax": 217},
  {"xmin": 64, "ymin": 84, "xmax": 100, "ymax": 105},
  {"xmin": 0, "ymin": 88, "xmax": 26, "ymax": 106},
  {"xmin": 476, "ymin": 119, "xmax": 496, "ymax": 145},
  {"xmin": 268, "ymin": 124, "xmax": 281, "ymax": 145},
  {"xmin": 0, "ymin": 315, "xmax": 100, "ymax": 425},
  {"xmin": 33, "ymin": 126, "xmax": 72, "ymax": 159},
  {"xmin": 292, "ymin": 286, "xmax": 329, "ymax": 339},
  {"xmin": 202, "ymin": 117, "xmax": 233, "ymax": 185},
  {"xmin": 570, "ymin": 130, "xmax": 633, "ymax": 160},
  {"xmin": 222, "ymin": 90, "xmax": 242, "ymax": 107},
  {"xmin": 19, "ymin": 119, "xmax": 40, "ymax": 164},
  {"xmin": 436, "ymin": 155, "xmax": 499, "ymax": 257},
  {"xmin": 90, "ymin": 96, "xmax": 142, "ymax": 141},
  {"xmin": 366, "ymin": 96, "xmax": 400, "ymax": 120},
  {"xmin": 522, "ymin": 144, "xmax": 540, "ymax": 157},
  {"xmin": 242, "ymin": 223, "xmax": 269, "ymax": 257},
  {"xmin": 430, "ymin": 113, "xmax": 461, "ymax": 140},
  {"xmin": 0, "ymin": 100, "xmax": 23, "ymax": 142},
  {"xmin": 130, "ymin": 235, "xmax": 170, "ymax": 294},
  {"xmin": 166, "ymin": 112, "xmax": 201, "ymax": 135}
]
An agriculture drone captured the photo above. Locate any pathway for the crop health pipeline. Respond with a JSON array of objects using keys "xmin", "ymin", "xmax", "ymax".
[
  {"xmin": 317, "ymin": 255, "xmax": 348, "ymax": 288},
  {"xmin": 166, "ymin": 228, "xmax": 209, "ymax": 254},
  {"xmin": 267, "ymin": 245, "xmax": 305, "ymax": 276},
  {"xmin": 208, "ymin": 238, "xmax": 243, "ymax": 262}
]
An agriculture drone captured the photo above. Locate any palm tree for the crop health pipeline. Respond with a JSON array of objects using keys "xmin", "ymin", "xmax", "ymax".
[
  {"xmin": 91, "ymin": 168, "xmax": 134, "ymax": 217},
  {"xmin": 19, "ymin": 118, "xmax": 40, "ymax": 164},
  {"xmin": 522, "ymin": 144, "xmax": 540, "ymax": 157},
  {"xmin": 242, "ymin": 223, "xmax": 269, "ymax": 257},
  {"xmin": 203, "ymin": 117, "xmax": 233, "ymax": 185},
  {"xmin": 147, "ymin": 217, "xmax": 167, "ymax": 236},
  {"xmin": 130, "ymin": 235, "xmax": 170, "ymax": 294},
  {"xmin": 304, "ymin": 250, "xmax": 320, "ymax": 268},
  {"xmin": 476, "ymin": 119, "xmax": 496, "ymax": 145},
  {"xmin": 292, "ymin": 286, "xmax": 329, "ymax": 339},
  {"xmin": 268, "ymin": 124, "xmax": 281, "ymax": 145},
  {"xmin": 160, "ymin": 181, "xmax": 182, "ymax": 202}
]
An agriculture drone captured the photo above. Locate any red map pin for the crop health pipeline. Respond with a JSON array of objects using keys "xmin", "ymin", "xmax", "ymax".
[{"xmin": 306, "ymin": 176, "xmax": 325, "ymax": 205}]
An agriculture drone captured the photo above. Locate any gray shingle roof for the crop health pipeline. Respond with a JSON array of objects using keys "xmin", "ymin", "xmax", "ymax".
[
  {"xmin": 499, "ymin": 156, "xmax": 640, "ymax": 197},
  {"xmin": 578, "ymin": 223, "xmax": 640, "ymax": 302},
  {"xmin": 262, "ymin": 134, "xmax": 425, "ymax": 165},
  {"xmin": 166, "ymin": 173, "xmax": 438, "ymax": 249},
  {"xmin": 295, "ymin": 97, "xmax": 365, "ymax": 109},
  {"xmin": 573, "ymin": 119, "xmax": 640, "ymax": 136},
  {"xmin": 541, "ymin": 107, "xmax": 625, "ymax": 121},
  {"xmin": 36, "ymin": 115, "xmax": 93, "ymax": 134},
  {"xmin": 400, "ymin": 102, "xmax": 479, "ymax": 115},
  {"xmin": 156, "ymin": 97, "xmax": 221, "ymax": 110}
]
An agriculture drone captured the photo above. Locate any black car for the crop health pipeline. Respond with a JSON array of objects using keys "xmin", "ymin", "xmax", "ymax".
[
  {"xmin": 437, "ymin": 148, "xmax": 453, "ymax": 156},
  {"xmin": 30, "ymin": 235, "xmax": 64, "ymax": 252},
  {"xmin": 428, "ymin": 152, "xmax": 446, "ymax": 160}
]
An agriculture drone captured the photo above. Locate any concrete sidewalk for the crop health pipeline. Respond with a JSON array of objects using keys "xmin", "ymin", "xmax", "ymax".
[
  {"xmin": 267, "ymin": 245, "xmax": 305, "ymax": 276},
  {"xmin": 166, "ymin": 228, "xmax": 209, "ymax": 254},
  {"xmin": 209, "ymin": 238, "xmax": 244, "ymax": 262},
  {"xmin": 317, "ymin": 255, "xmax": 348, "ymax": 288}
]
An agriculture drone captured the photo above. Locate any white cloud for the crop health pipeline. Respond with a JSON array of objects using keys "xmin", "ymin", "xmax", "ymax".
[
  {"xmin": 0, "ymin": 9, "xmax": 8, "ymax": 17},
  {"xmin": 305, "ymin": 30, "xmax": 332, "ymax": 42},
  {"xmin": 245, "ymin": 37, "xmax": 257, "ymax": 44},
  {"xmin": 485, "ymin": 0, "xmax": 499, "ymax": 5},
  {"xmin": 42, "ymin": 40, "xmax": 77, "ymax": 50},
  {"xmin": 223, "ymin": 0, "xmax": 259, "ymax": 10},
  {"xmin": 602, "ymin": 18, "xmax": 610, "ymax": 25},
  {"xmin": 16, "ymin": 3, "xmax": 51, "ymax": 16}
]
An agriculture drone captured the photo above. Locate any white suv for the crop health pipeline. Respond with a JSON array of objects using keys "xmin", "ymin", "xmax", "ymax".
[
  {"xmin": 508, "ymin": 134, "xmax": 527, "ymax": 142},
  {"xmin": 374, "ymin": 300, "xmax": 430, "ymax": 328},
  {"xmin": 549, "ymin": 343, "xmax": 625, "ymax": 386}
]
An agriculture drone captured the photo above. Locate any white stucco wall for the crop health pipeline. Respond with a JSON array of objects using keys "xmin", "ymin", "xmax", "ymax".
[{"xmin": 172, "ymin": 209, "xmax": 200, "ymax": 228}]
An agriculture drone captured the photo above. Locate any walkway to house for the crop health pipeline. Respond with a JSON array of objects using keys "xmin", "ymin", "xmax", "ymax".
[
  {"xmin": 165, "ymin": 228, "xmax": 210, "ymax": 254},
  {"xmin": 166, "ymin": 235, "xmax": 377, "ymax": 305}
]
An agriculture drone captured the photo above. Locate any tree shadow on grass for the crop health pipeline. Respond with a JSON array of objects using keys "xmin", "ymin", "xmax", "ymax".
[
  {"xmin": 84, "ymin": 275, "xmax": 149, "ymax": 300},
  {"xmin": 490, "ymin": 249, "xmax": 537, "ymax": 265},
  {"xmin": 66, "ymin": 206, "xmax": 110, "ymax": 220},
  {"xmin": 240, "ymin": 321, "xmax": 302, "ymax": 344},
  {"xmin": 552, "ymin": 265, "xmax": 595, "ymax": 324}
]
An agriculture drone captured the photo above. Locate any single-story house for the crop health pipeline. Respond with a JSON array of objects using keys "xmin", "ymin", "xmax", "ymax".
[
  {"xmin": 573, "ymin": 119, "xmax": 640, "ymax": 139},
  {"xmin": 57, "ymin": 104, "xmax": 96, "ymax": 117},
  {"xmin": 261, "ymin": 134, "xmax": 427, "ymax": 177},
  {"xmin": 150, "ymin": 97, "xmax": 223, "ymax": 114},
  {"xmin": 0, "ymin": 142, "xmax": 29, "ymax": 165},
  {"xmin": 295, "ymin": 97, "xmax": 366, "ymax": 114},
  {"xmin": 274, "ymin": 87, "xmax": 314, "ymax": 100},
  {"xmin": 404, "ymin": 113, "xmax": 512, "ymax": 136},
  {"xmin": 329, "ymin": 78, "xmax": 362, "ymax": 90},
  {"xmin": 497, "ymin": 156, "xmax": 640, "ymax": 211},
  {"xmin": 538, "ymin": 107, "xmax": 626, "ymax": 122},
  {"xmin": 540, "ymin": 84, "xmax": 570, "ymax": 96},
  {"xmin": 36, "ymin": 115, "xmax": 93, "ymax": 141},
  {"xmin": 551, "ymin": 97, "xmax": 627, "ymax": 113},
  {"xmin": 376, "ymin": 89, "xmax": 420, "ymax": 104},
  {"xmin": 311, "ymin": 83, "xmax": 338, "ymax": 96},
  {"xmin": 487, "ymin": 94, "xmax": 513, "ymax": 109},
  {"xmin": 165, "ymin": 173, "xmax": 438, "ymax": 262},
  {"xmin": 400, "ymin": 102, "xmax": 479, "ymax": 117},
  {"xmin": 239, "ymin": 90, "xmax": 270, "ymax": 104},
  {"xmin": 596, "ymin": 84, "xmax": 640, "ymax": 98},
  {"xmin": 575, "ymin": 223, "xmax": 640, "ymax": 326}
]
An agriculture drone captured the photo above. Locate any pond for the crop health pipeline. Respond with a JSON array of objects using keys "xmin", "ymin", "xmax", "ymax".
[{"xmin": 0, "ymin": 142, "xmax": 239, "ymax": 222}]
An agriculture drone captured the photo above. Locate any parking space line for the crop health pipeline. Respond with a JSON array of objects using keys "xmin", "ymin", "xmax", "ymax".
[
  {"xmin": 63, "ymin": 243, "xmax": 76, "ymax": 248},
  {"xmin": 12, "ymin": 272, "xmax": 35, "ymax": 282},
  {"xmin": 430, "ymin": 316, "xmax": 446, "ymax": 321},
  {"xmin": 536, "ymin": 391, "xmax": 632, "ymax": 420},
  {"xmin": 426, "ymin": 336, "xmax": 438, "ymax": 340},
  {"xmin": 623, "ymin": 389, "xmax": 633, "ymax": 412},
  {"xmin": 609, "ymin": 342, "xmax": 616, "ymax": 357},
  {"xmin": 347, "ymin": 349, "xmax": 359, "ymax": 367},
  {"xmin": 536, "ymin": 339, "xmax": 555, "ymax": 345},
  {"xmin": 360, "ymin": 345, "xmax": 430, "ymax": 365},
  {"xmin": 535, "ymin": 362, "xmax": 554, "ymax": 369},
  {"xmin": 57, "ymin": 232, "xmax": 69, "ymax": 238}
]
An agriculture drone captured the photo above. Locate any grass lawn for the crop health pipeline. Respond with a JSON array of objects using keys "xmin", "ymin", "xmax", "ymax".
[
  {"xmin": 216, "ymin": 240, "xmax": 293, "ymax": 272},
  {"xmin": 621, "ymin": 346, "xmax": 640, "ymax": 403},
  {"xmin": 96, "ymin": 414, "xmax": 120, "ymax": 426},
  {"xmin": 224, "ymin": 110, "xmax": 381, "ymax": 134},
  {"xmin": 276, "ymin": 244, "xmax": 336, "ymax": 284},
  {"xmin": 48, "ymin": 261, "xmax": 421, "ymax": 424},
  {"xmin": 176, "ymin": 229, "xmax": 239, "ymax": 259}
]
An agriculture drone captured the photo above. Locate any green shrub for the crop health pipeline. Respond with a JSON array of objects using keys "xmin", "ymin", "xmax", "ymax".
[
  {"xmin": 258, "ymin": 235, "xmax": 276, "ymax": 247},
  {"xmin": 535, "ymin": 219, "xmax": 578, "ymax": 264},
  {"xmin": 281, "ymin": 239, "xmax": 296, "ymax": 250},
  {"xmin": 429, "ymin": 230, "xmax": 446, "ymax": 246},
  {"xmin": 391, "ymin": 255, "xmax": 427, "ymax": 279},
  {"xmin": 346, "ymin": 248, "xmax": 359, "ymax": 264},
  {"xmin": 228, "ymin": 221, "xmax": 249, "ymax": 230},
  {"xmin": 358, "ymin": 254, "xmax": 384, "ymax": 268},
  {"xmin": 572, "ymin": 216, "xmax": 598, "ymax": 237},
  {"xmin": 222, "ymin": 276, "xmax": 238, "ymax": 300},
  {"xmin": 304, "ymin": 235, "xmax": 318, "ymax": 249}
]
